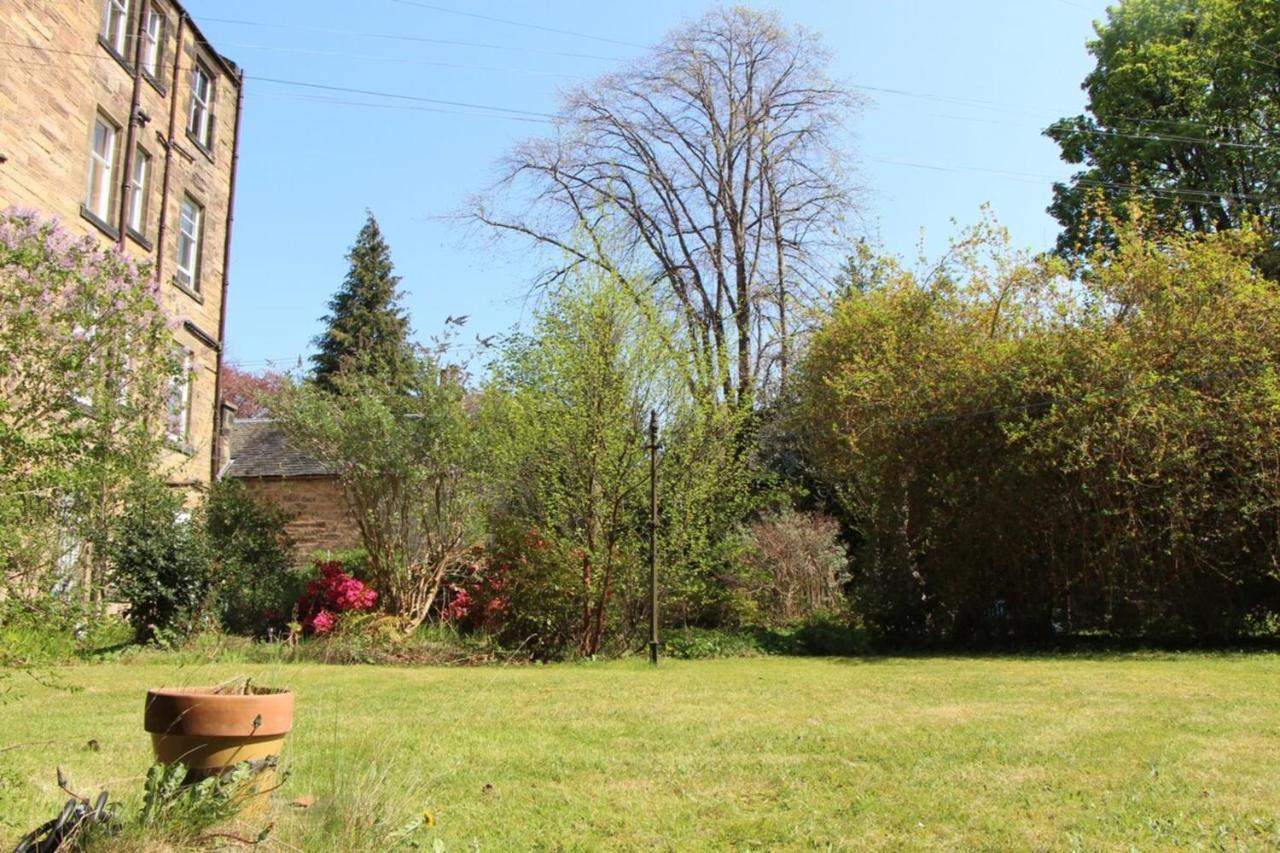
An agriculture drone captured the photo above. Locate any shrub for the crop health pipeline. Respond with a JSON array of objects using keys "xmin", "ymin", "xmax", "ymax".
[
  {"xmin": 205, "ymin": 479, "xmax": 297, "ymax": 636},
  {"xmin": 108, "ymin": 479, "xmax": 213, "ymax": 643},
  {"xmin": 0, "ymin": 597, "xmax": 131, "ymax": 663},
  {"xmin": 731, "ymin": 509, "xmax": 851, "ymax": 626},
  {"xmin": 662, "ymin": 627, "xmax": 766, "ymax": 659},
  {"xmin": 796, "ymin": 216, "xmax": 1280, "ymax": 645},
  {"xmin": 440, "ymin": 545, "xmax": 507, "ymax": 629},
  {"xmin": 297, "ymin": 560, "xmax": 378, "ymax": 635},
  {"xmin": 661, "ymin": 615, "xmax": 868, "ymax": 659},
  {"xmin": 479, "ymin": 522, "xmax": 585, "ymax": 659},
  {"xmin": 308, "ymin": 546, "xmax": 371, "ymax": 582},
  {"xmin": 271, "ymin": 357, "xmax": 483, "ymax": 633}
]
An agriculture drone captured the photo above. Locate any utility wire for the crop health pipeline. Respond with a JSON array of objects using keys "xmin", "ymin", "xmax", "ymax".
[
  {"xmin": 195, "ymin": 15, "xmax": 624, "ymax": 62},
  {"xmin": 246, "ymin": 74, "xmax": 554, "ymax": 118},
  {"xmin": 0, "ymin": 37, "xmax": 583, "ymax": 78},
  {"xmin": 3, "ymin": 37, "xmax": 1272, "ymax": 151},
  {"xmin": 3, "ymin": 50, "xmax": 1271, "ymax": 199},
  {"xmin": 216, "ymin": 40, "xmax": 584, "ymax": 78},
  {"xmin": 0, "ymin": 45, "xmax": 555, "ymax": 122},
  {"xmin": 255, "ymin": 90, "xmax": 550, "ymax": 124},
  {"xmin": 387, "ymin": 0, "xmax": 646, "ymax": 49}
]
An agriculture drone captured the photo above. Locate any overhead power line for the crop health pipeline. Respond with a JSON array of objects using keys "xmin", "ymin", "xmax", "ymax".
[
  {"xmin": 387, "ymin": 0, "xmax": 647, "ymax": 49},
  {"xmin": 254, "ymin": 90, "xmax": 550, "ymax": 124},
  {"xmin": 196, "ymin": 15, "xmax": 625, "ymax": 62},
  {"xmin": 0, "ymin": 43, "xmax": 555, "ymax": 123},
  {"xmin": 247, "ymin": 75, "xmax": 554, "ymax": 118},
  {"xmin": 227, "ymin": 42, "xmax": 582, "ymax": 78},
  {"xmin": 0, "ymin": 36, "xmax": 583, "ymax": 79}
]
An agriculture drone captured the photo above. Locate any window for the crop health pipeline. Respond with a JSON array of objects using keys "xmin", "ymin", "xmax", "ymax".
[
  {"xmin": 176, "ymin": 196, "xmax": 203, "ymax": 291},
  {"xmin": 71, "ymin": 323, "xmax": 97, "ymax": 408},
  {"xmin": 84, "ymin": 115, "xmax": 118, "ymax": 223},
  {"xmin": 166, "ymin": 351, "xmax": 193, "ymax": 445},
  {"xmin": 127, "ymin": 146, "xmax": 150, "ymax": 235},
  {"xmin": 101, "ymin": 0, "xmax": 131, "ymax": 56},
  {"xmin": 187, "ymin": 63, "xmax": 214, "ymax": 149},
  {"xmin": 141, "ymin": 4, "xmax": 164, "ymax": 78}
]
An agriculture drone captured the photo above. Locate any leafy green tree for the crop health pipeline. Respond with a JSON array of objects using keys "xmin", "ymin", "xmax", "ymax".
[
  {"xmin": 478, "ymin": 271, "xmax": 768, "ymax": 655},
  {"xmin": 796, "ymin": 213, "xmax": 1280, "ymax": 644},
  {"xmin": 1045, "ymin": 0, "xmax": 1280, "ymax": 274},
  {"xmin": 272, "ymin": 355, "xmax": 482, "ymax": 632},
  {"xmin": 310, "ymin": 212, "xmax": 413, "ymax": 391},
  {"xmin": 479, "ymin": 273, "xmax": 671, "ymax": 656}
]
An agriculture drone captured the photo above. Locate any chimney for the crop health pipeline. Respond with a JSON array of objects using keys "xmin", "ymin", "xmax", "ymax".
[{"xmin": 216, "ymin": 400, "xmax": 239, "ymax": 478}]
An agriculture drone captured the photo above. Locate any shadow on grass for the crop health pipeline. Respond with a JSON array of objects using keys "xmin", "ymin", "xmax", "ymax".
[{"xmin": 661, "ymin": 621, "xmax": 1280, "ymax": 664}]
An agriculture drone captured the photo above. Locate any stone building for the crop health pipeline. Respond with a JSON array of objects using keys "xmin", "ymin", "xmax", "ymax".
[
  {"xmin": 222, "ymin": 418, "xmax": 362, "ymax": 561},
  {"xmin": 0, "ymin": 0, "xmax": 243, "ymax": 488}
]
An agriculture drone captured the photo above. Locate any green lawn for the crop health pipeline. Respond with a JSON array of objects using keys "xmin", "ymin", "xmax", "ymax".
[{"xmin": 2, "ymin": 655, "xmax": 1279, "ymax": 850}]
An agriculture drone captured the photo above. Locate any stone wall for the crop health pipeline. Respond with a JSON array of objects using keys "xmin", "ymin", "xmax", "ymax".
[
  {"xmin": 0, "ymin": 0, "xmax": 242, "ymax": 488},
  {"xmin": 237, "ymin": 476, "xmax": 362, "ymax": 563}
]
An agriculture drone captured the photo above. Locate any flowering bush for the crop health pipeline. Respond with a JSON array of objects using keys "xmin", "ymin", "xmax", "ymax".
[
  {"xmin": 0, "ymin": 208, "xmax": 181, "ymax": 597},
  {"xmin": 469, "ymin": 522, "xmax": 596, "ymax": 659},
  {"xmin": 441, "ymin": 545, "xmax": 508, "ymax": 628},
  {"xmin": 298, "ymin": 560, "xmax": 378, "ymax": 635}
]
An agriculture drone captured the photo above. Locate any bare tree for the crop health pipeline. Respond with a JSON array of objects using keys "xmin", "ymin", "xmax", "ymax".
[{"xmin": 470, "ymin": 6, "xmax": 861, "ymax": 406}]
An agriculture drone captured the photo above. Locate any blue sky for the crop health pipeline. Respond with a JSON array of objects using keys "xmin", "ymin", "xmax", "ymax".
[{"xmin": 181, "ymin": 0, "xmax": 1111, "ymax": 371}]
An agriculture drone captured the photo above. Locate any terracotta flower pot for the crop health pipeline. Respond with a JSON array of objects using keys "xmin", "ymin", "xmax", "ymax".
[{"xmin": 144, "ymin": 685, "xmax": 294, "ymax": 807}]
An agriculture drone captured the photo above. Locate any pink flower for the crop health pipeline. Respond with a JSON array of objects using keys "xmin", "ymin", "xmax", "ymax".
[{"xmin": 311, "ymin": 609, "xmax": 337, "ymax": 635}]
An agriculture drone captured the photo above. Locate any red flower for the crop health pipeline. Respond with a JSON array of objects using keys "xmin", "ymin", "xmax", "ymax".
[{"xmin": 297, "ymin": 560, "xmax": 378, "ymax": 635}]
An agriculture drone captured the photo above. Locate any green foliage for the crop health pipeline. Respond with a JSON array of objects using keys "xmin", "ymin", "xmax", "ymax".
[
  {"xmin": 272, "ymin": 355, "xmax": 483, "ymax": 631},
  {"xmin": 70, "ymin": 760, "xmax": 275, "ymax": 849},
  {"xmin": 729, "ymin": 508, "xmax": 851, "ymax": 627},
  {"xmin": 661, "ymin": 614, "xmax": 867, "ymax": 658},
  {"xmin": 107, "ymin": 479, "xmax": 214, "ymax": 643},
  {"xmin": 0, "ymin": 597, "xmax": 131, "ymax": 664},
  {"xmin": 310, "ymin": 212, "xmax": 413, "ymax": 391},
  {"xmin": 477, "ymin": 271, "xmax": 771, "ymax": 656},
  {"xmin": 310, "ymin": 546, "xmax": 371, "ymax": 581},
  {"xmin": 796, "ymin": 215, "xmax": 1280, "ymax": 644},
  {"xmin": 0, "ymin": 208, "xmax": 180, "ymax": 600},
  {"xmin": 1045, "ymin": 0, "xmax": 1280, "ymax": 275},
  {"xmin": 478, "ymin": 274, "xmax": 670, "ymax": 657},
  {"xmin": 657, "ymin": 400, "xmax": 773, "ymax": 627},
  {"xmin": 661, "ymin": 626, "xmax": 767, "ymax": 659},
  {"xmin": 205, "ymin": 478, "xmax": 298, "ymax": 636}
]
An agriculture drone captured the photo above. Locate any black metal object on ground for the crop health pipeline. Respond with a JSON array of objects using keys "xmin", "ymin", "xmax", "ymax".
[
  {"xmin": 648, "ymin": 409, "xmax": 660, "ymax": 665},
  {"xmin": 13, "ymin": 790, "xmax": 112, "ymax": 853}
]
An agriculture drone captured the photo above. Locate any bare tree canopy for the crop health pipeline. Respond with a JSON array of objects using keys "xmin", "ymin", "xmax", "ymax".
[{"xmin": 471, "ymin": 6, "xmax": 861, "ymax": 407}]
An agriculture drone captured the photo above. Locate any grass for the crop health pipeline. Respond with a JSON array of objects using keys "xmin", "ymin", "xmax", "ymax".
[{"xmin": 2, "ymin": 654, "xmax": 1279, "ymax": 850}]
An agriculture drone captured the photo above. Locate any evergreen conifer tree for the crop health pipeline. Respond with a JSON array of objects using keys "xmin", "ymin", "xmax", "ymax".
[{"xmin": 311, "ymin": 212, "xmax": 412, "ymax": 391}]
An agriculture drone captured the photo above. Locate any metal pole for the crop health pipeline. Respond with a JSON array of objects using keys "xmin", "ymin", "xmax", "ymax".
[{"xmin": 648, "ymin": 409, "xmax": 659, "ymax": 665}]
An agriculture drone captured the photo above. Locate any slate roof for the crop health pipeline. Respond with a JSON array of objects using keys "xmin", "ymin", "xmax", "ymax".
[{"xmin": 223, "ymin": 419, "xmax": 335, "ymax": 478}]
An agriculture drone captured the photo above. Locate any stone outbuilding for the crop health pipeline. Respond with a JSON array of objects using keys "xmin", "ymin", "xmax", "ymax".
[{"xmin": 222, "ymin": 418, "xmax": 360, "ymax": 560}]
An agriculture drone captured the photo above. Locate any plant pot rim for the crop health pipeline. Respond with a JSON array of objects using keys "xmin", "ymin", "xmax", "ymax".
[{"xmin": 145, "ymin": 686, "xmax": 295, "ymax": 738}]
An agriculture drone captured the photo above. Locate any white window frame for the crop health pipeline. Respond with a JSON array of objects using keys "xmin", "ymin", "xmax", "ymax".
[
  {"xmin": 127, "ymin": 146, "xmax": 150, "ymax": 234},
  {"xmin": 141, "ymin": 3, "xmax": 164, "ymax": 77},
  {"xmin": 166, "ymin": 351, "xmax": 193, "ymax": 445},
  {"xmin": 176, "ymin": 196, "xmax": 203, "ymax": 291},
  {"xmin": 84, "ymin": 115, "xmax": 118, "ymax": 222},
  {"xmin": 188, "ymin": 63, "xmax": 214, "ymax": 148},
  {"xmin": 101, "ymin": 0, "xmax": 131, "ymax": 56}
]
